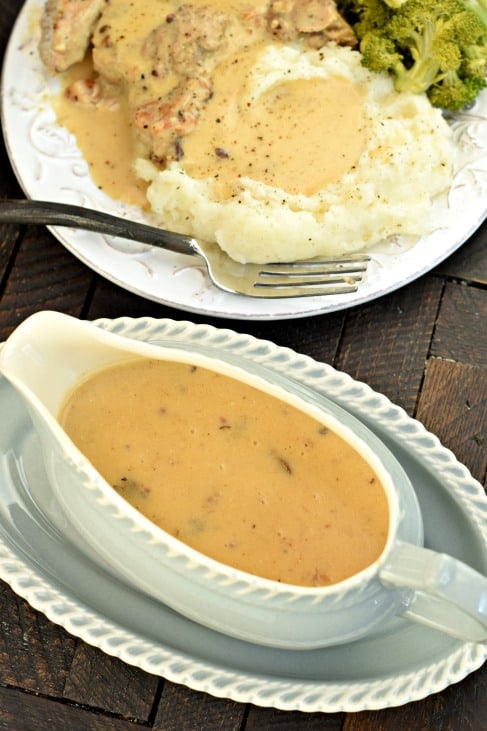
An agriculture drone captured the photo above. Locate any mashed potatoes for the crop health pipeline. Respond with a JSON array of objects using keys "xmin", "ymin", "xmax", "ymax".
[{"xmin": 137, "ymin": 44, "xmax": 454, "ymax": 263}]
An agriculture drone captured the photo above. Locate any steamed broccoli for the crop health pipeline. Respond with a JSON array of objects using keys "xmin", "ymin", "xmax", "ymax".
[
  {"xmin": 464, "ymin": 0, "xmax": 487, "ymax": 28},
  {"xmin": 340, "ymin": 0, "xmax": 487, "ymax": 110}
]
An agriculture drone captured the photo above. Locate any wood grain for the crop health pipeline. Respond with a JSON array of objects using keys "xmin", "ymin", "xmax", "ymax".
[
  {"xmin": 0, "ymin": 685, "xmax": 145, "ymax": 731},
  {"xmin": 344, "ymin": 663, "xmax": 487, "ymax": 731},
  {"xmin": 153, "ymin": 681, "xmax": 245, "ymax": 731},
  {"xmin": 336, "ymin": 276, "xmax": 443, "ymax": 415},
  {"xmin": 244, "ymin": 705, "xmax": 344, "ymax": 730},
  {"xmin": 432, "ymin": 282, "xmax": 487, "ymax": 367},
  {"xmin": 0, "ymin": 584, "xmax": 76, "ymax": 694},
  {"xmin": 434, "ymin": 222, "xmax": 487, "ymax": 285},
  {"xmin": 0, "ymin": 227, "xmax": 93, "ymax": 341},
  {"xmin": 417, "ymin": 359, "xmax": 487, "ymax": 483},
  {"xmin": 63, "ymin": 644, "xmax": 160, "ymax": 720}
]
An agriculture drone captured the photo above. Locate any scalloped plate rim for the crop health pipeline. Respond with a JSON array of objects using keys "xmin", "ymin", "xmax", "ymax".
[
  {"xmin": 0, "ymin": 315, "xmax": 485, "ymax": 713},
  {"xmin": 1, "ymin": 0, "xmax": 487, "ymax": 320}
]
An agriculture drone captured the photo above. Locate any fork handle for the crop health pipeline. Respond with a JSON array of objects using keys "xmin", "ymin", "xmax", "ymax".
[{"xmin": 0, "ymin": 199, "xmax": 198, "ymax": 257}]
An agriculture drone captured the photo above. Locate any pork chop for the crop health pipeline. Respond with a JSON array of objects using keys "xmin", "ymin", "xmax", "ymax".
[{"xmin": 39, "ymin": 0, "xmax": 107, "ymax": 73}]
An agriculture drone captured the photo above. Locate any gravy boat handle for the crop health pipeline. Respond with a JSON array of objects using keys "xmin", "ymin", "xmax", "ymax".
[{"xmin": 381, "ymin": 542, "xmax": 487, "ymax": 642}]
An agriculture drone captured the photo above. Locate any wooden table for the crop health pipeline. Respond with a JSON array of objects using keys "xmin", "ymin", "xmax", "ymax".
[{"xmin": 0, "ymin": 1, "xmax": 486, "ymax": 728}]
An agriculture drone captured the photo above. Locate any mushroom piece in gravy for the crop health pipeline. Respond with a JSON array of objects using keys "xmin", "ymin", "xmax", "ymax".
[{"xmin": 59, "ymin": 357, "xmax": 390, "ymax": 587}]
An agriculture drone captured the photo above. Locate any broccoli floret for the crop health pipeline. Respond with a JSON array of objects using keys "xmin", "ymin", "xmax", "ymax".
[
  {"xmin": 359, "ymin": 33, "xmax": 425, "ymax": 90},
  {"xmin": 340, "ymin": 0, "xmax": 487, "ymax": 110},
  {"xmin": 462, "ymin": 40, "xmax": 487, "ymax": 78},
  {"xmin": 428, "ymin": 69, "xmax": 486, "ymax": 108},
  {"xmin": 351, "ymin": 0, "xmax": 394, "ymax": 33},
  {"xmin": 463, "ymin": 0, "xmax": 487, "ymax": 29}
]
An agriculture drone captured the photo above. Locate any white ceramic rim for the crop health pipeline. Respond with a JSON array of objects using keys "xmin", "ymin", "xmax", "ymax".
[{"xmin": 0, "ymin": 311, "xmax": 401, "ymax": 598}]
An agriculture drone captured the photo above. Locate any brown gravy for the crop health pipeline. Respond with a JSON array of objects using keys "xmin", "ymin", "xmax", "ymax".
[
  {"xmin": 52, "ymin": 58, "xmax": 149, "ymax": 208},
  {"xmin": 179, "ymin": 47, "xmax": 365, "ymax": 196},
  {"xmin": 59, "ymin": 358, "xmax": 389, "ymax": 587},
  {"xmin": 51, "ymin": 0, "xmax": 365, "ymax": 203}
]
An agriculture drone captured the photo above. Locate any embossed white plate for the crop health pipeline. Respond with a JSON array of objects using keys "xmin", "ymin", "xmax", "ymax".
[
  {"xmin": 0, "ymin": 317, "xmax": 486, "ymax": 712},
  {"xmin": 1, "ymin": 0, "xmax": 487, "ymax": 321}
]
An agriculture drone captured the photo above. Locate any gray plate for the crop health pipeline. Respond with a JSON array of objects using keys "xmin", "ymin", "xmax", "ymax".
[{"xmin": 0, "ymin": 317, "xmax": 485, "ymax": 713}]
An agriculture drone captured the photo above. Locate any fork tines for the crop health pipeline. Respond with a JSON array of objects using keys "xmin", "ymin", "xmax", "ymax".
[{"xmin": 254, "ymin": 254, "xmax": 370, "ymax": 296}]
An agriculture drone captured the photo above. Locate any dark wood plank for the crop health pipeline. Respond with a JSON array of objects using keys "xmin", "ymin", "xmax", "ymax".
[
  {"xmin": 63, "ymin": 644, "xmax": 160, "ymax": 721},
  {"xmin": 85, "ymin": 274, "xmax": 184, "ymax": 321},
  {"xmin": 0, "ymin": 153, "xmax": 23, "ymax": 200},
  {"xmin": 434, "ymin": 221, "xmax": 487, "ymax": 285},
  {"xmin": 245, "ymin": 310, "xmax": 347, "ymax": 366},
  {"xmin": 335, "ymin": 276, "xmax": 443, "ymax": 415},
  {"xmin": 0, "ymin": 223, "xmax": 21, "ymax": 284},
  {"xmin": 0, "ymin": 685, "xmax": 145, "ymax": 731},
  {"xmin": 0, "ymin": 582, "xmax": 76, "ymax": 695},
  {"xmin": 153, "ymin": 680, "xmax": 245, "ymax": 731},
  {"xmin": 343, "ymin": 661, "xmax": 487, "ymax": 731},
  {"xmin": 86, "ymin": 276, "xmax": 348, "ymax": 366},
  {"xmin": 416, "ymin": 358, "xmax": 487, "ymax": 483},
  {"xmin": 431, "ymin": 282, "xmax": 487, "ymax": 367},
  {"xmin": 245, "ymin": 705, "xmax": 344, "ymax": 730},
  {"xmin": 0, "ymin": 0, "xmax": 22, "ymax": 59},
  {"xmin": 0, "ymin": 227, "xmax": 93, "ymax": 341}
]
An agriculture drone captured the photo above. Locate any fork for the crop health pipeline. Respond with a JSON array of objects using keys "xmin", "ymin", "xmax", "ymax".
[{"xmin": 0, "ymin": 199, "xmax": 370, "ymax": 298}]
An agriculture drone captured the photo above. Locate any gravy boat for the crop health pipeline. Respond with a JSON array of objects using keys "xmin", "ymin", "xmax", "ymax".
[{"xmin": 1, "ymin": 311, "xmax": 486, "ymax": 649}]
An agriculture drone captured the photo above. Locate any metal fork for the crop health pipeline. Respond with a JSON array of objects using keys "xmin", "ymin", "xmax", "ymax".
[{"xmin": 0, "ymin": 199, "xmax": 370, "ymax": 298}]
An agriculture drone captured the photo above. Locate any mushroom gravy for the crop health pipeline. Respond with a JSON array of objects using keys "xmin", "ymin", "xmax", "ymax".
[
  {"xmin": 43, "ymin": 0, "xmax": 453, "ymax": 262},
  {"xmin": 52, "ymin": 0, "xmax": 363, "ymax": 202},
  {"xmin": 59, "ymin": 357, "xmax": 390, "ymax": 587},
  {"xmin": 52, "ymin": 56, "xmax": 149, "ymax": 208}
]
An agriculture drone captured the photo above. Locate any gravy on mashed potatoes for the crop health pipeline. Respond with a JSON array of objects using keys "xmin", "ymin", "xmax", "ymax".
[
  {"xmin": 41, "ymin": 0, "xmax": 454, "ymax": 262},
  {"xmin": 59, "ymin": 357, "xmax": 390, "ymax": 587}
]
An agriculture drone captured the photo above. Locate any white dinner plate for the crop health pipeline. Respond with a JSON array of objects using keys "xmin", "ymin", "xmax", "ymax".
[
  {"xmin": 0, "ymin": 317, "xmax": 486, "ymax": 712},
  {"xmin": 1, "ymin": 0, "xmax": 487, "ymax": 322}
]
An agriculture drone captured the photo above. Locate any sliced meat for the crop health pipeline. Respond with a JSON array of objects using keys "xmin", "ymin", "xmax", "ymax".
[
  {"xmin": 39, "ymin": 0, "xmax": 107, "ymax": 73},
  {"xmin": 142, "ymin": 5, "xmax": 230, "ymax": 81},
  {"xmin": 65, "ymin": 78, "xmax": 119, "ymax": 110},
  {"xmin": 267, "ymin": 0, "xmax": 357, "ymax": 48},
  {"xmin": 38, "ymin": 0, "xmax": 357, "ymax": 164},
  {"xmin": 131, "ymin": 5, "xmax": 233, "ymax": 162},
  {"xmin": 133, "ymin": 77, "xmax": 212, "ymax": 163}
]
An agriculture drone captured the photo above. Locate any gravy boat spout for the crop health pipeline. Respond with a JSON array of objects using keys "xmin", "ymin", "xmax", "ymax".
[{"xmin": 0, "ymin": 311, "xmax": 486, "ymax": 650}]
